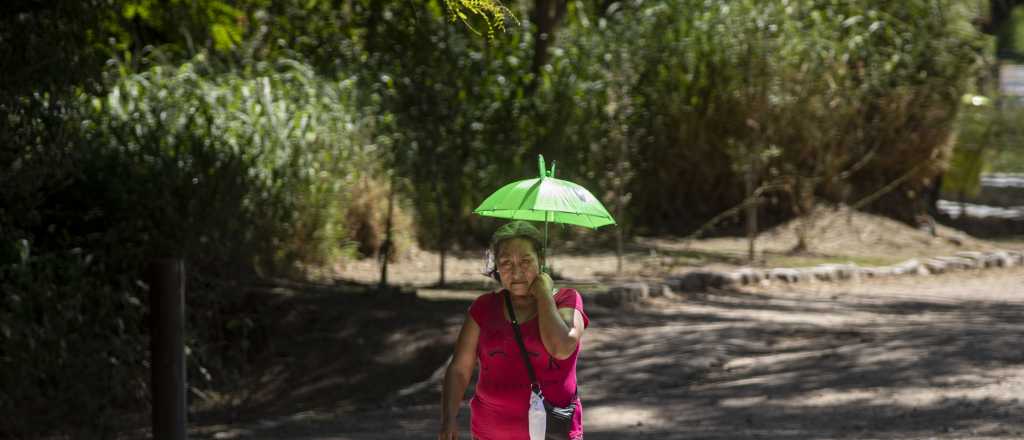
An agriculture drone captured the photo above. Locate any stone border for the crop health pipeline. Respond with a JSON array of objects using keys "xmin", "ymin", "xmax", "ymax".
[{"xmin": 596, "ymin": 250, "xmax": 1024, "ymax": 307}]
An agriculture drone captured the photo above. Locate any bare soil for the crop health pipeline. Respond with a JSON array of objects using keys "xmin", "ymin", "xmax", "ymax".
[
  {"xmin": 333, "ymin": 206, "xmax": 1005, "ymax": 286},
  {"xmin": 158, "ymin": 208, "xmax": 1024, "ymax": 440}
]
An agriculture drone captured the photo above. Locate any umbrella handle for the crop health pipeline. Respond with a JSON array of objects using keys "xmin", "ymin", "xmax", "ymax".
[{"xmin": 542, "ymin": 217, "xmax": 548, "ymax": 274}]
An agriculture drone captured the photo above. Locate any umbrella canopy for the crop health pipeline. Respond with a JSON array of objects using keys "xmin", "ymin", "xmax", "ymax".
[
  {"xmin": 476, "ymin": 155, "xmax": 615, "ymax": 276},
  {"xmin": 474, "ymin": 155, "xmax": 616, "ymax": 229}
]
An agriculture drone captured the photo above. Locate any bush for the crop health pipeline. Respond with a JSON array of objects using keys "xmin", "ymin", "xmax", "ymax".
[
  {"xmin": 81, "ymin": 56, "xmax": 376, "ymax": 273},
  {"xmin": 344, "ymin": 176, "xmax": 416, "ymax": 261},
  {"xmin": 0, "ymin": 248, "xmax": 147, "ymax": 438},
  {"xmin": 0, "ymin": 53, "xmax": 380, "ymax": 436},
  {"xmin": 570, "ymin": 0, "xmax": 988, "ymax": 232}
]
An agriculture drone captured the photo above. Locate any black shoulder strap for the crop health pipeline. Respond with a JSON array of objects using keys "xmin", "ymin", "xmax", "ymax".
[{"xmin": 503, "ymin": 290, "xmax": 540, "ymax": 390}]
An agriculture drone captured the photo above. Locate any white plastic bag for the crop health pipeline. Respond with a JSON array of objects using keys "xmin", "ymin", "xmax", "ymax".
[{"xmin": 528, "ymin": 389, "xmax": 547, "ymax": 440}]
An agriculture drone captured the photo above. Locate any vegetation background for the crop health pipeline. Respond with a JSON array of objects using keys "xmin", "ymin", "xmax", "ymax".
[{"xmin": 3, "ymin": 0, "xmax": 1024, "ymax": 437}]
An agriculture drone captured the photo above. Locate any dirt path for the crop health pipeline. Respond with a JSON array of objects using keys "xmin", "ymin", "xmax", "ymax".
[{"xmin": 188, "ymin": 266, "xmax": 1024, "ymax": 440}]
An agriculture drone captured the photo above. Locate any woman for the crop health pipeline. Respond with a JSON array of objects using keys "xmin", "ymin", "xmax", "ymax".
[{"xmin": 439, "ymin": 221, "xmax": 589, "ymax": 440}]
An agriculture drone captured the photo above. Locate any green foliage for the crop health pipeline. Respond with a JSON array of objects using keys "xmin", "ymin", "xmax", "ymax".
[
  {"xmin": 0, "ymin": 0, "xmax": 999, "ymax": 435},
  {"xmin": 946, "ymin": 97, "xmax": 999, "ymax": 196},
  {"xmin": 112, "ymin": 0, "xmax": 248, "ymax": 56},
  {"xmin": 1, "ymin": 51, "xmax": 377, "ymax": 435},
  {"xmin": 989, "ymin": 141, "xmax": 1024, "ymax": 172},
  {"xmin": 361, "ymin": 0, "xmax": 989, "ymax": 240},
  {"xmin": 945, "ymin": 147, "xmax": 991, "ymax": 196},
  {"xmin": 445, "ymin": 0, "xmax": 517, "ymax": 39},
  {"xmin": 996, "ymin": 4, "xmax": 1024, "ymax": 60},
  {"xmin": 988, "ymin": 96, "xmax": 1024, "ymax": 173},
  {"xmin": 562, "ymin": 0, "xmax": 990, "ymax": 231},
  {"xmin": 0, "ymin": 1, "xmax": 111, "ymax": 97},
  {"xmin": 1, "ymin": 251, "xmax": 147, "ymax": 438},
  {"xmin": 82, "ymin": 55, "xmax": 374, "ymax": 271},
  {"xmin": 367, "ymin": 2, "xmax": 539, "ymax": 251},
  {"xmin": 948, "ymin": 94, "xmax": 1024, "ymax": 179}
]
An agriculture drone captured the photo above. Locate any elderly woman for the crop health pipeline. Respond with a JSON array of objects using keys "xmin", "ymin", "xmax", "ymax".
[{"xmin": 439, "ymin": 221, "xmax": 589, "ymax": 440}]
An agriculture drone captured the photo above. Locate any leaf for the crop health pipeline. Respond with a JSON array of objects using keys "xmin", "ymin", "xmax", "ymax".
[{"xmin": 210, "ymin": 23, "xmax": 241, "ymax": 52}]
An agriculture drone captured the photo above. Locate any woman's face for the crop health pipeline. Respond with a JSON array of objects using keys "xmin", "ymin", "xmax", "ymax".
[{"xmin": 496, "ymin": 238, "xmax": 540, "ymax": 297}]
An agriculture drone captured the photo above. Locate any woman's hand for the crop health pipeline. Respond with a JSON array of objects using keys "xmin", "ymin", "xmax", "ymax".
[
  {"xmin": 530, "ymin": 272, "xmax": 554, "ymax": 299},
  {"xmin": 438, "ymin": 417, "xmax": 459, "ymax": 440}
]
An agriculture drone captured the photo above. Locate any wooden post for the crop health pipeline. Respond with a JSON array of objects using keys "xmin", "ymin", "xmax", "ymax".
[{"xmin": 148, "ymin": 258, "xmax": 187, "ymax": 440}]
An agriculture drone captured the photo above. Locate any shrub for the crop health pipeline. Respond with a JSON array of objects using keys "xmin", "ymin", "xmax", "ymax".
[{"xmin": 0, "ymin": 53, "xmax": 380, "ymax": 436}]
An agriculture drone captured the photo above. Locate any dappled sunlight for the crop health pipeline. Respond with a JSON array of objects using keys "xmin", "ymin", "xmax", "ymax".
[
  {"xmin": 586, "ymin": 405, "xmax": 669, "ymax": 430},
  {"xmin": 177, "ymin": 265, "xmax": 1024, "ymax": 439},
  {"xmin": 573, "ymin": 269, "xmax": 1024, "ymax": 439}
]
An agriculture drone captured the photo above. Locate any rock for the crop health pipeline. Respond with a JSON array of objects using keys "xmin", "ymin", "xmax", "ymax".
[
  {"xmin": 598, "ymin": 282, "xmax": 650, "ymax": 307},
  {"xmin": 933, "ymin": 256, "xmax": 977, "ymax": 270},
  {"xmin": 654, "ymin": 284, "xmax": 678, "ymax": 299},
  {"xmin": 860, "ymin": 267, "xmax": 893, "ymax": 278},
  {"xmin": 652, "ymin": 248, "xmax": 1022, "ymax": 294},
  {"xmin": 810, "ymin": 264, "xmax": 860, "ymax": 281},
  {"xmin": 808, "ymin": 266, "xmax": 838, "ymax": 281},
  {"xmin": 645, "ymin": 283, "xmax": 669, "ymax": 298},
  {"xmin": 956, "ymin": 251, "xmax": 993, "ymax": 267},
  {"xmin": 923, "ymin": 259, "xmax": 948, "ymax": 274},
  {"xmin": 769, "ymin": 268, "xmax": 802, "ymax": 283},
  {"xmin": 889, "ymin": 259, "xmax": 927, "ymax": 276},
  {"xmin": 1007, "ymin": 250, "xmax": 1024, "ymax": 266},
  {"xmin": 719, "ymin": 271, "xmax": 744, "ymax": 287},
  {"xmin": 988, "ymin": 251, "xmax": 1012, "ymax": 268},
  {"xmin": 732, "ymin": 268, "xmax": 763, "ymax": 285},
  {"xmin": 666, "ymin": 271, "xmax": 734, "ymax": 292},
  {"xmin": 833, "ymin": 264, "xmax": 860, "ymax": 280}
]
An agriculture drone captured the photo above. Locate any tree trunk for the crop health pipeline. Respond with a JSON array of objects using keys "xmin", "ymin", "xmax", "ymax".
[
  {"xmin": 378, "ymin": 177, "xmax": 395, "ymax": 289},
  {"xmin": 792, "ymin": 179, "xmax": 815, "ymax": 253},
  {"xmin": 959, "ymin": 189, "xmax": 968, "ymax": 219},
  {"xmin": 365, "ymin": 0, "xmax": 382, "ymax": 53},
  {"xmin": 439, "ymin": 241, "xmax": 447, "ymax": 287},
  {"xmin": 528, "ymin": 0, "xmax": 568, "ymax": 93},
  {"xmin": 926, "ymin": 173, "xmax": 943, "ymax": 218},
  {"xmin": 436, "ymin": 181, "xmax": 447, "ymax": 288},
  {"xmin": 745, "ymin": 163, "xmax": 758, "ymax": 263},
  {"xmin": 616, "ymin": 219, "xmax": 623, "ymax": 275}
]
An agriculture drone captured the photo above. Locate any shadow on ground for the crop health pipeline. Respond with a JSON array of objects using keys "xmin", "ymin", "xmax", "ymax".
[
  {"xmin": 185, "ymin": 280, "xmax": 474, "ymax": 430},
  {"xmin": 577, "ymin": 287, "xmax": 1024, "ymax": 439},
  {"xmin": 180, "ymin": 276, "xmax": 1024, "ymax": 439}
]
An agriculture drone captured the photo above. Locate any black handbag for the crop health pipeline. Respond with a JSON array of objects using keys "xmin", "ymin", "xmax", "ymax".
[{"xmin": 503, "ymin": 291, "xmax": 577, "ymax": 439}]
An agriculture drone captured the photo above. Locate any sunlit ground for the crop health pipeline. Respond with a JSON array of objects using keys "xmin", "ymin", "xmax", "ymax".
[{"xmin": 182, "ymin": 266, "xmax": 1024, "ymax": 440}]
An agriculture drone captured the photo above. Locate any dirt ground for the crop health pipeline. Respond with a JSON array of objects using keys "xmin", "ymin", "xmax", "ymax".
[
  {"xmin": 173, "ymin": 208, "xmax": 1024, "ymax": 440},
  {"xmin": 332, "ymin": 206, "xmax": 1006, "ymax": 287}
]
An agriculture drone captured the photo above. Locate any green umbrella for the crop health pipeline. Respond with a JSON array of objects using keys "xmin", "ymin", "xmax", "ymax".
[{"xmin": 474, "ymin": 155, "xmax": 616, "ymax": 269}]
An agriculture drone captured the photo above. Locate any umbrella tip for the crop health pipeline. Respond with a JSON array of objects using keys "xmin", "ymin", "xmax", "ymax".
[{"xmin": 538, "ymin": 154, "xmax": 557, "ymax": 178}]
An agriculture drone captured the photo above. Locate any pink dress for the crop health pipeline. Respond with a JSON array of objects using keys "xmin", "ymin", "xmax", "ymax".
[{"xmin": 468, "ymin": 288, "xmax": 590, "ymax": 440}]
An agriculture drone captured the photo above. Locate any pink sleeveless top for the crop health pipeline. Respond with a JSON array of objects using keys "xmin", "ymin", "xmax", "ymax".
[{"xmin": 468, "ymin": 288, "xmax": 589, "ymax": 440}]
